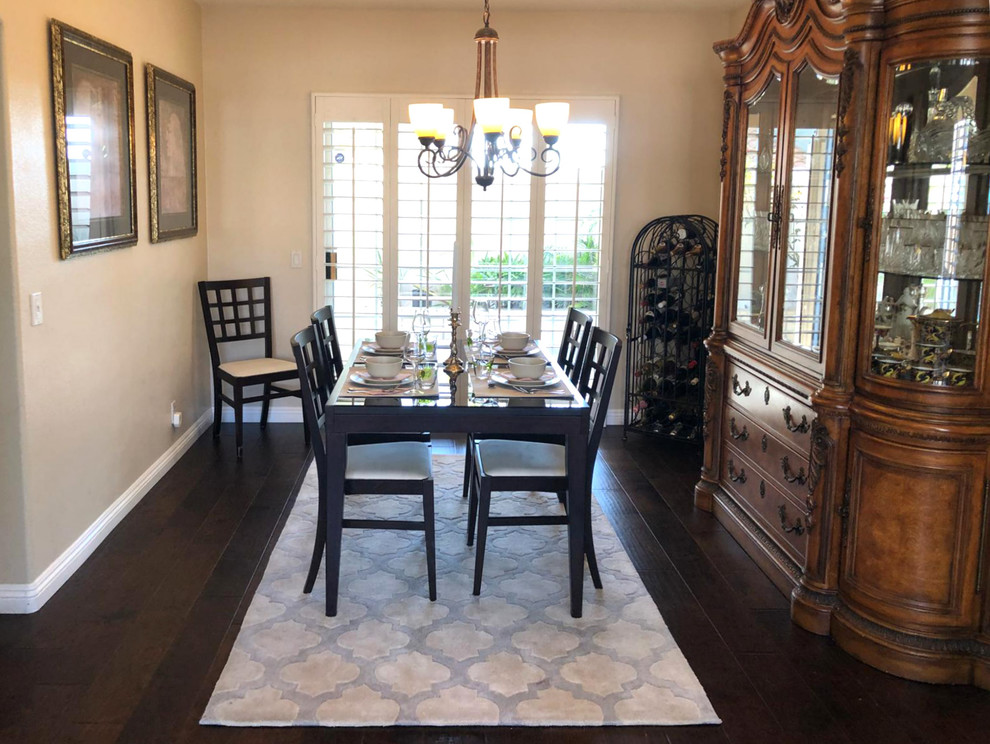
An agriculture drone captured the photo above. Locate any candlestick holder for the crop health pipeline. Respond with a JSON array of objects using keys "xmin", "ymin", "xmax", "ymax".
[{"xmin": 443, "ymin": 308, "xmax": 466, "ymax": 377}]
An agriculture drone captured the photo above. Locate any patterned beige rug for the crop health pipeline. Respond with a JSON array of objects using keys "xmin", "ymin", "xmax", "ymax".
[{"xmin": 201, "ymin": 455, "xmax": 719, "ymax": 727}]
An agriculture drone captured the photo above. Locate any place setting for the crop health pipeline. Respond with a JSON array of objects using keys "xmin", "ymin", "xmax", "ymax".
[
  {"xmin": 471, "ymin": 333, "xmax": 571, "ymax": 398},
  {"xmin": 344, "ymin": 328, "xmax": 440, "ymax": 398}
]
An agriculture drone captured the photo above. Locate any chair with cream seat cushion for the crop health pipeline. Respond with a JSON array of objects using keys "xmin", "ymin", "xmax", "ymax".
[
  {"xmin": 291, "ymin": 325, "xmax": 436, "ymax": 601},
  {"xmin": 311, "ymin": 304, "xmax": 429, "ymax": 448},
  {"xmin": 460, "ymin": 306, "xmax": 592, "ymax": 501},
  {"xmin": 467, "ymin": 327, "xmax": 621, "ymax": 597},
  {"xmin": 198, "ymin": 277, "xmax": 303, "ymax": 460}
]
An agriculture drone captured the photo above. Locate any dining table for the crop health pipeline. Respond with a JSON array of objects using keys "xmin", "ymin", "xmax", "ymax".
[{"xmin": 322, "ymin": 339, "xmax": 591, "ymax": 618}]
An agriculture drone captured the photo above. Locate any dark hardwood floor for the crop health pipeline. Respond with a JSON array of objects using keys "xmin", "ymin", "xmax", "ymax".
[{"xmin": 1, "ymin": 423, "xmax": 988, "ymax": 744}]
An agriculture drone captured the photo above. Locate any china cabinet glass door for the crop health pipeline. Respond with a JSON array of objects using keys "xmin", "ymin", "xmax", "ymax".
[
  {"xmin": 778, "ymin": 66, "xmax": 839, "ymax": 354},
  {"xmin": 868, "ymin": 58, "xmax": 989, "ymax": 388},
  {"xmin": 735, "ymin": 76, "xmax": 782, "ymax": 332}
]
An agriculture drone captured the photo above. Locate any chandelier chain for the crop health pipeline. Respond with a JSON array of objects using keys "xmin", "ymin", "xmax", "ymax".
[{"xmin": 483, "ymin": 0, "xmax": 490, "ymax": 27}]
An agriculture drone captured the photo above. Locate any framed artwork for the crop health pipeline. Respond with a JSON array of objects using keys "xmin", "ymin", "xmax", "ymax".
[
  {"xmin": 146, "ymin": 64, "xmax": 197, "ymax": 242},
  {"xmin": 50, "ymin": 20, "xmax": 137, "ymax": 259}
]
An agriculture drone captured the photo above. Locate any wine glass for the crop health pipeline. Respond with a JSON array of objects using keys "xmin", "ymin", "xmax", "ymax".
[{"xmin": 404, "ymin": 337, "xmax": 426, "ymax": 391}]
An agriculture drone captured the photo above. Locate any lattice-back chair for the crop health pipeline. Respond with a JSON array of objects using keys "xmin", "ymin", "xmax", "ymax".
[
  {"xmin": 311, "ymin": 305, "xmax": 345, "ymax": 393},
  {"xmin": 466, "ymin": 328, "xmax": 622, "ymax": 596},
  {"xmin": 557, "ymin": 307, "xmax": 593, "ymax": 385},
  {"xmin": 198, "ymin": 278, "xmax": 302, "ymax": 459},
  {"xmin": 461, "ymin": 305, "xmax": 592, "ymax": 500},
  {"xmin": 291, "ymin": 325, "xmax": 437, "ymax": 601},
  {"xmin": 310, "ymin": 304, "xmax": 429, "ymax": 448}
]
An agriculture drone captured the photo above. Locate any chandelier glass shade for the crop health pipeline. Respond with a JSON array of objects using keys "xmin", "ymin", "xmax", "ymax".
[{"xmin": 409, "ymin": 0, "xmax": 569, "ymax": 190}]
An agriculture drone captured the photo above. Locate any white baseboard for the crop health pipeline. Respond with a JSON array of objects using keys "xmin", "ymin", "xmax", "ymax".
[
  {"xmin": 220, "ymin": 402, "xmax": 303, "ymax": 424},
  {"xmin": 0, "ymin": 409, "xmax": 212, "ymax": 614},
  {"xmin": 224, "ymin": 403, "xmax": 627, "ymax": 427}
]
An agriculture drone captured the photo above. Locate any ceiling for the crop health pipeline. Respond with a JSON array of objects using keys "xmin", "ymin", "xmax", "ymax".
[{"xmin": 195, "ymin": 0, "xmax": 750, "ymax": 11}]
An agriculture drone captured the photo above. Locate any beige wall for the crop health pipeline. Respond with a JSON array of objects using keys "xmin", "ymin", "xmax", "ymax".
[
  {"xmin": 0, "ymin": 21, "xmax": 27, "ymax": 583},
  {"xmin": 0, "ymin": 0, "xmax": 209, "ymax": 585},
  {"xmin": 202, "ymin": 5, "xmax": 736, "ymax": 410}
]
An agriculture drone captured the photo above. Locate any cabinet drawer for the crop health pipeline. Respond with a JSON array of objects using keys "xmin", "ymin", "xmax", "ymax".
[
  {"xmin": 725, "ymin": 360, "xmax": 815, "ymax": 448},
  {"xmin": 723, "ymin": 405, "xmax": 811, "ymax": 504},
  {"xmin": 720, "ymin": 444, "xmax": 809, "ymax": 564}
]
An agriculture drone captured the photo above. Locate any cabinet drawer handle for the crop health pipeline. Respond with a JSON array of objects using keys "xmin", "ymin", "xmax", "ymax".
[
  {"xmin": 782, "ymin": 406, "xmax": 810, "ymax": 434},
  {"xmin": 759, "ymin": 480, "xmax": 766, "ymax": 498},
  {"xmin": 729, "ymin": 418, "xmax": 749, "ymax": 441},
  {"xmin": 728, "ymin": 460, "xmax": 747, "ymax": 484},
  {"xmin": 761, "ymin": 434, "xmax": 768, "ymax": 452},
  {"xmin": 764, "ymin": 386, "xmax": 771, "ymax": 405},
  {"xmin": 778, "ymin": 504, "xmax": 806, "ymax": 535},
  {"xmin": 780, "ymin": 456, "xmax": 807, "ymax": 485},
  {"xmin": 732, "ymin": 374, "xmax": 752, "ymax": 397}
]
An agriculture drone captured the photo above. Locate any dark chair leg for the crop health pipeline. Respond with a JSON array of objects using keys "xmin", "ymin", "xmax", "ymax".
[
  {"xmin": 472, "ymin": 478, "xmax": 492, "ymax": 596},
  {"xmin": 467, "ymin": 459, "xmax": 479, "ymax": 547},
  {"xmin": 423, "ymin": 481, "xmax": 437, "ymax": 602},
  {"xmin": 211, "ymin": 379, "xmax": 222, "ymax": 439},
  {"xmin": 584, "ymin": 494, "xmax": 603, "ymax": 589},
  {"xmin": 234, "ymin": 385, "xmax": 244, "ymax": 460},
  {"xmin": 461, "ymin": 435, "xmax": 474, "ymax": 499},
  {"xmin": 260, "ymin": 383, "xmax": 272, "ymax": 429},
  {"xmin": 304, "ymin": 487, "xmax": 327, "ymax": 594},
  {"xmin": 556, "ymin": 490, "xmax": 567, "ymax": 505},
  {"xmin": 302, "ymin": 399, "xmax": 311, "ymax": 446}
]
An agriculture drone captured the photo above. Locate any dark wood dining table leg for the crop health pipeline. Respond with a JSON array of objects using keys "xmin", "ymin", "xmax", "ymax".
[
  {"xmin": 325, "ymin": 431, "xmax": 347, "ymax": 616},
  {"xmin": 566, "ymin": 430, "xmax": 586, "ymax": 618}
]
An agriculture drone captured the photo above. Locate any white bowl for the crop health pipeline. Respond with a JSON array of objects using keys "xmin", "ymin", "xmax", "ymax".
[
  {"xmin": 508, "ymin": 356, "xmax": 547, "ymax": 379},
  {"xmin": 375, "ymin": 330, "xmax": 408, "ymax": 349},
  {"xmin": 365, "ymin": 357, "xmax": 403, "ymax": 379},
  {"xmin": 499, "ymin": 331, "xmax": 531, "ymax": 351}
]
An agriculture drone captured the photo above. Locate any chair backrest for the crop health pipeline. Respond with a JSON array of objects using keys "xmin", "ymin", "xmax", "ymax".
[
  {"xmin": 557, "ymin": 308, "xmax": 593, "ymax": 384},
  {"xmin": 577, "ymin": 327, "xmax": 622, "ymax": 469},
  {"xmin": 198, "ymin": 278, "xmax": 275, "ymax": 371},
  {"xmin": 291, "ymin": 325, "xmax": 328, "ymax": 485},
  {"xmin": 311, "ymin": 305, "xmax": 344, "ymax": 393}
]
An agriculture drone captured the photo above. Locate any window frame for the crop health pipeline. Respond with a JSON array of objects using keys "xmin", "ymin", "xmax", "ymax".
[{"xmin": 310, "ymin": 93, "xmax": 618, "ymax": 347}]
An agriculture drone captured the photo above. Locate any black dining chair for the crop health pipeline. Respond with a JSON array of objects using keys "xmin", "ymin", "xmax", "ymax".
[
  {"xmin": 460, "ymin": 306, "xmax": 593, "ymax": 501},
  {"xmin": 556, "ymin": 307, "xmax": 593, "ymax": 385},
  {"xmin": 198, "ymin": 277, "xmax": 303, "ymax": 459},
  {"xmin": 311, "ymin": 304, "xmax": 429, "ymax": 447},
  {"xmin": 291, "ymin": 325, "xmax": 437, "ymax": 600},
  {"xmin": 465, "ymin": 328, "xmax": 622, "ymax": 596}
]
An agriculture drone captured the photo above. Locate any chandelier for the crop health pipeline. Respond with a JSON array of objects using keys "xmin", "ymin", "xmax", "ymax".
[{"xmin": 409, "ymin": 0, "xmax": 569, "ymax": 191}]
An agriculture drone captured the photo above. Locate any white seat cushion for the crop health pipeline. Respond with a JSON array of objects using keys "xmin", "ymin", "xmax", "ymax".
[
  {"xmin": 346, "ymin": 442, "xmax": 432, "ymax": 480},
  {"xmin": 219, "ymin": 357, "xmax": 296, "ymax": 378},
  {"xmin": 476, "ymin": 440, "xmax": 567, "ymax": 478}
]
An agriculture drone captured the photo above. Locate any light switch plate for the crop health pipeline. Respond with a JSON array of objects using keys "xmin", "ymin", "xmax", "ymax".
[
  {"xmin": 291, "ymin": 251, "xmax": 302, "ymax": 268},
  {"xmin": 29, "ymin": 292, "xmax": 43, "ymax": 326}
]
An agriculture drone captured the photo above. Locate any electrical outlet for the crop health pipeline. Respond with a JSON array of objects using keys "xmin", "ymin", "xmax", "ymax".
[
  {"xmin": 290, "ymin": 251, "xmax": 302, "ymax": 268},
  {"xmin": 29, "ymin": 292, "xmax": 43, "ymax": 326},
  {"xmin": 170, "ymin": 401, "xmax": 182, "ymax": 428}
]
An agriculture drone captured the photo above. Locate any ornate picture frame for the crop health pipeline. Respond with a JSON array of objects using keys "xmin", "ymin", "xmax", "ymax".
[
  {"xmin": 146, "ymin": 64, "xmax": 197, "ymax": 242},
  {"xmin": 50, "ymin": 20, "xmax": 137, "ymax": 259}
]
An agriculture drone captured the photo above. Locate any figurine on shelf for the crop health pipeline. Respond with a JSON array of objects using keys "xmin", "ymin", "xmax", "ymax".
[{"xmin": 891, "ymin": 284, "xmax": 923, "ymax": 342}]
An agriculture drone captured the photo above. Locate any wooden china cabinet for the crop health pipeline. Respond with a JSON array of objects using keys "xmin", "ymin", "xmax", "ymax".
[{"xmin": 698, "ymin": 0, "xmax": 990, "ymax": 689}]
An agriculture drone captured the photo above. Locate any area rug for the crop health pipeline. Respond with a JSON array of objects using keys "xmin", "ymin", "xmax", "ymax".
[{"xmin": 201, "ymin": 456, "xmax": 720, "ymax": 727}]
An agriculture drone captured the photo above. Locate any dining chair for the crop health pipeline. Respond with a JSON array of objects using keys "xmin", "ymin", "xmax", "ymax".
[
  {"xmin": 198, "ymin": 277, "xmax": 302, "ymax": 460},
  {"xmin": 291, "ymin": 325, "xmax": 437, "ymax": 600},
  {"xmin": 466, "ymin": 328, "xmax": 622, "ymax": 596},
  {"xmin": 460, "ymin": 306, "xmax": 593, "ymax": 500},
  {"xmin": 311, "ymin": 304, "xmax": 429, "ymax": 447},
  {"xmin": 557, "ymin": 307, "xmax": 593, "ymax": 385}
]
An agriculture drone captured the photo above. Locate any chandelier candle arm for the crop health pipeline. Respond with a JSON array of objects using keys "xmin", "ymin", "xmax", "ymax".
[{"xmin": 409, "ymin": 0, "xmax": 568, "ymax": 190}]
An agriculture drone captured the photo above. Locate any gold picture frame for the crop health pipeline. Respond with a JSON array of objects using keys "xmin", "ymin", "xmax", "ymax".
[
  {"xmin": 50, "ymin": 20, "xmax": 137, "ymax": 259},
  {"xmin": 146, "ymin": 64, "xmax": 197, "ymax": 242}
]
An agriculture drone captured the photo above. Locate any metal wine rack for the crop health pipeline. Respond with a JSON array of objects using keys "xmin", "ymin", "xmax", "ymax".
[{"xmin": 624, "ymin": 214, "xmax": 717, "ymax": 443}]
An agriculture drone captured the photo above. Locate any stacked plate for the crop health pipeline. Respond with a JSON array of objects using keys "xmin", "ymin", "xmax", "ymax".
[
  {"xmin": 489, "ymin": 371, "xmax": 559, "ymax": 389},
  {"xmin": 493, "ymin": 342, "xmax": 540, "ymax": 357},
  {"xmin": 361, "ymin": 341, "xmax": 409, "ymax": 356},
  {"xmin": 349, "ymin": 370, "xmax": 415, "ymax": 388}
]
